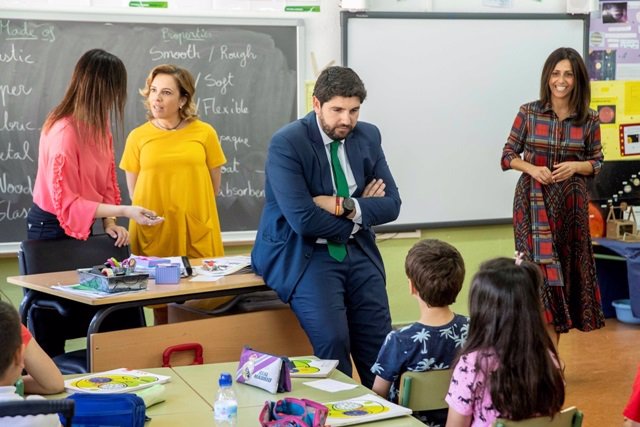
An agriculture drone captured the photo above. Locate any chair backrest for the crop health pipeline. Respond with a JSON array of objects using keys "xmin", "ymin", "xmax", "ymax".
[
  {"xmin": 398, "ymin": 368, "xmax": 452, "ymax": 411},
  {"xmin": 493, "ymin": 407, "xmax": 583, "ymax": 427},
  {"xmin": 0, "ymin": 399, "xmax": 74, "ymax": 427},
  {"xmin": 18, "ymin": 234, "xmax": 130, "ymax": 275}
]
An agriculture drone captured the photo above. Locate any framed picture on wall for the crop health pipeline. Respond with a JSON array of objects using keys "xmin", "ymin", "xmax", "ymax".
[{"xmin": 620, "ymin": 123, "xmax": 640, "ymax": 156}]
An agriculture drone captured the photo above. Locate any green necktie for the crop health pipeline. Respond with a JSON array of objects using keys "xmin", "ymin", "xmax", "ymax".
[{"xmin": 328, "ymin": 141, "xmax": 349, "ymax": 262}]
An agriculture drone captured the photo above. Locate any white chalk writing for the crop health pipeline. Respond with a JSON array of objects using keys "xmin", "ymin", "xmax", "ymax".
[
  {"xmin": 0, "ymin": 172, "xmax": 33, "ymax": 195},
  {"xmin": 0, "ymin": 199, "xmax": 28, "ymax": 222},
  {"xmin": 219, "ymin": 180, "xmax": 264, "ymax": 198},
  {"xmin": 0, "ymin": 140, "xmax": 34, "ymax": 162},
  {"xmin": 161, "ymin": 27, "xmax": 213, "ymax": 45},
  {"xmin": 149, "ymin": 44, "xmax": 200, "ymax": 61},
  {"xmin": 0, "ymin": 20, "xmax": 55, "ymax": 42},
  {"xmin": 0, "ymin": 111, "xmax": 36, "ymax": 132},
  {"xmin": 221, "ymin": 157, "xmax": 240, "ymax": 174},
  {"xmin": 0, "ymin": 43, "xmax": 34, "ymax": 64},
  {"xmin": 219, "ymin": 135, "xmax": 250, "ymax": 151},
  {"xmin": 0, "ymin": 83, "xmax": 32, "ymax": 107},
  {"xmin": 218, "ymin": 44, "xmax": 256, "ymax": 68},
  {"xmin": 198, "ymin": 97, "xmax": 248, "ymax": 115}
]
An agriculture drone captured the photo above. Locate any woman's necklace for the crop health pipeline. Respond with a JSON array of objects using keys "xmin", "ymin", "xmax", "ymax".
[{"xmin": 153, "ymin": 118, "xmax": 183, "ymax": 131}]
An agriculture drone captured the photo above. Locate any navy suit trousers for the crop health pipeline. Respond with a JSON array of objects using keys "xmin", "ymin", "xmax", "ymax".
[{"xmin": 288, "ymin": 241, "xmax": 391, "ymax": 389}]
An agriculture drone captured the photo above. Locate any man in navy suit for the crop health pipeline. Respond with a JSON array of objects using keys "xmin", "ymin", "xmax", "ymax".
[{"xmin": 251, "ymin": 67, "xmax": 401, "ymax": 388}]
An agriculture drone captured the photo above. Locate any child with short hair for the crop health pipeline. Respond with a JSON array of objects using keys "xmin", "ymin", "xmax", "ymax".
[
  {"xmin": 371, "ymin": 239, "xmax": 469, "ymax": 426},
  {"xmin": 445, "ymin": 257, "xmax": 565, "ymax": 427},
  {"xmin": 0, "ymin": 300, "xmax": 61, "ymax": 426}
]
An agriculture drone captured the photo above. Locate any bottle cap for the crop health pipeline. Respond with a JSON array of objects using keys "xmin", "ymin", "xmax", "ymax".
[{"xmin": 219, "ymin": 372, "xmax": 232, "ymax": 387}]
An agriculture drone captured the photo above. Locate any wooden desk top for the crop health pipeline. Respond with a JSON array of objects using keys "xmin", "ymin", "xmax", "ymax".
[{"xmin": 6, "ymin": 262, "xmax": 265, "ymax": 306}]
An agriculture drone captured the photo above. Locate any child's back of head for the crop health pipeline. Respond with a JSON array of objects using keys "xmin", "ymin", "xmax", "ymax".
[
  {"xmin": 0, "ymin": 300, "xmax": 23, "ymax": 385},
  {"xmin": 461, "ymin": 257, "xmax": 565, "ymax": 421},
  {"xmin": 405, "ymin": 239, "xmax": 465, "ymax": 307}
]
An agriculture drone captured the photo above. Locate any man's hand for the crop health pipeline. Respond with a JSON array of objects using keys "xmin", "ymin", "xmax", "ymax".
[
  {"xmin": 363, "ymin": 178, "xmax": 385, "ymax": 197},
  {"xmin": 313, "ymin": 195, "xmax": 338, "ymax": 214}
]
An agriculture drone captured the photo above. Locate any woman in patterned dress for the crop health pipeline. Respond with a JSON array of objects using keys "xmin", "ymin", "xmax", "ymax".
[{"xmin": 500, "ymin": 47, "xmax": 605, "ymax": 344}]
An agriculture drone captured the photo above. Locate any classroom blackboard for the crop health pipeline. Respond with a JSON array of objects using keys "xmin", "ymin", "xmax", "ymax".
[
  {"xmin": 0, "ymin": 10, "xmax": 303, "ymax": 251},
  {"xmin": 342, "ymin": 12, "xmax": 587, "ymax": 230}
]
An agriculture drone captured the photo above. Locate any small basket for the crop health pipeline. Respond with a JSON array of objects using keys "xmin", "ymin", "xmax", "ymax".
[
  {"xmin": 77, "ymin": 268, "xmax": 148, "ymax": 293},
  {"xmin": 155, "ymin": 263, "xmax": 181, "ymax": 284},
  {"xmin": 611, "ymin": 299, "xmax": 640, "ymax": 325}
]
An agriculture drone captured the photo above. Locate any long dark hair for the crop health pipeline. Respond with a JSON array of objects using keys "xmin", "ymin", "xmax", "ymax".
[
  {"xmin": 539, "ymin": 47, "xmax": 591, "ymax": 125},
  {"xmin": 461, "ymin": 257, "xmax": 564, "ymax": 420},
  {"xmin": 44, "ymin": 49, "xmax": 127, "ymax": 147}
]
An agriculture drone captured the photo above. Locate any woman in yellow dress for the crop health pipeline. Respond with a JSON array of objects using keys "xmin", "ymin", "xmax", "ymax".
[{"xmin": 120, "ymin": 64, "xmax": 227, "ymax": 323}]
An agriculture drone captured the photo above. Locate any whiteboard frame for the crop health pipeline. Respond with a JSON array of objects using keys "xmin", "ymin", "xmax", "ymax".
[
  {"xmin": 341, "ymin": 11, "xmax": 588, "ymax": 232},
  {"xmin": 0, "ymin": 9, "xmax": 304, "ymax": 253}
]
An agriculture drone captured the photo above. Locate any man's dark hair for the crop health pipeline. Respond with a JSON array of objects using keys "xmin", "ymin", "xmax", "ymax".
[{"xmin": 313, "ymin": 66, "xmax": 367, "ymax": 105}]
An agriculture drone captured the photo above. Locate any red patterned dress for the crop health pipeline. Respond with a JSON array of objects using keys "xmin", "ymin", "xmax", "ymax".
[{"xmin": 501, "ymin": 100, "xmax": 605, "ymax": 333}]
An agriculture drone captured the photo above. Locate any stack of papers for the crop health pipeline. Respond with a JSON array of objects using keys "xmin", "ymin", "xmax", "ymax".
[
  {"xmin": 51, "ymin": 283, "xmax": 146, "ymax": 299},
  {"xmin": 194, "ymin": 255, "xmax": 252, "ymax": 278},
  {"xmin": 65, "ymin": 368, "xmax": 171, "ymax": 394}
]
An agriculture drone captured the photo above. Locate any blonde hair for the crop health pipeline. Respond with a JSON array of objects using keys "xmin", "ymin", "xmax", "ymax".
[{"xmin": 139, "ymin": 64, "xmax": 198, "ymax": 121}]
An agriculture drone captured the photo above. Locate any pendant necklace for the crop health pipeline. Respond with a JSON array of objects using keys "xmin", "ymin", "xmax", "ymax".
[{"xmin": 154, "ymin": 118, "xmax": 183, "ymax": 131}]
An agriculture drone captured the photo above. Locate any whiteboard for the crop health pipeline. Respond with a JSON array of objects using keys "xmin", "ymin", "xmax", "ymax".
[{"xmin": 342, "ymin": 12, "xmax": 587, "ymax": 229}]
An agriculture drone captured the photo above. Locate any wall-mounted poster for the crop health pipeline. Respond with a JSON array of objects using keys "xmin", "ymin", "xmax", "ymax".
[
  {"xmin": 590, "ymin": 1, "xmax": 640, "ymax": 80},
  {"xmin": 620, "ymin": 123, "xmax": 640, "ymax": 155}
]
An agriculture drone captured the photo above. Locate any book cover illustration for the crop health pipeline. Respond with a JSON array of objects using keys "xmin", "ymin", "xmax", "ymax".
[
  {"xmin": 324, "ymin": 393, "xmax": 412, "ymax": 426},
  {"xmin": 289, "ymin": 357, "xmax": 339, "ymax": 378},
  {"xmin": 65, "ymin": 368, "xmax": 171, "ymax": 394}
]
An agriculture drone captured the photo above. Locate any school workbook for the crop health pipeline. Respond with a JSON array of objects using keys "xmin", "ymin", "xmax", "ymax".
[
  {"xmin": 65, "ymin": 368, "xmax": 171, "ymax": 394},
  {"xmin": 324, "ymin": 393, "xmax": 412, "ymax": 426},
  {"xmin": 289, "ymin": 357, "xmax": 339, "ymax": 378}
]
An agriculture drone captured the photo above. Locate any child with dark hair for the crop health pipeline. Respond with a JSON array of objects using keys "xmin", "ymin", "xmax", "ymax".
[
  {"xmin": 445, "ymin": 257, "xmax": 565, "ymax": 427},
  {"xmin": 0, "ymin": 301, "xmax": 61, "ymax": 426},
  {"xmin": 371, "ymin": 239, "xmax": 468, "ymax": 426}
]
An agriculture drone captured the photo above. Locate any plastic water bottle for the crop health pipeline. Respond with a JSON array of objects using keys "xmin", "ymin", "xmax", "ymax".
[{"xmin": 214, "ymin": 372, "xmax": 237, "ymax": 426}]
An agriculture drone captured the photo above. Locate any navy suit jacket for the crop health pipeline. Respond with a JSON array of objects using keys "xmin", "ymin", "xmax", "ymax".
[{"xmin": 251, "ymin": 111, "xmax": 401, "ymax": 302}]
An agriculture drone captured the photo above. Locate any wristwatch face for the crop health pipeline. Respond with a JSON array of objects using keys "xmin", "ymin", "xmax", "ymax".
[{"xmin": 343, "ymin": 197, "xmax": 355, "ymax": 212}]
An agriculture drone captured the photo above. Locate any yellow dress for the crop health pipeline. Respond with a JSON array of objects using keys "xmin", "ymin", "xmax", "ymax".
[{"xmin": 120, "ymin": 119, "xmax": 226, "ymax": 258}]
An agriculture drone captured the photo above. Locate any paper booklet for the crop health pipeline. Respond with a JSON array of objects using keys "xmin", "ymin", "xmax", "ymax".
[
  {"xmin": 65, "ymin": 368, "xmax": 171, "ymax": 394},
  {"xmin": 289, "ymin": 357, "xmax": 339, "ymax": 378},
  {"xmin": 323, "ymin": 393, "xmax": 412, "ymax": 426},
  {"xmin": 194, "ymin": 255, "xmax": 252, "ymax": 277}
]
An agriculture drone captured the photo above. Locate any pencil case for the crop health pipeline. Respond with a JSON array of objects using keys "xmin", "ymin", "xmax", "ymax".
[{"xmin": 236, "ymin": 347, "xmax": 292, "ymax": 394}]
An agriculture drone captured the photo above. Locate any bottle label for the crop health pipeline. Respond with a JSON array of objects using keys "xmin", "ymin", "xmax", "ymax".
[{"xmin": 214, "ymin": 400, "xmax": 238, "ymax": 421}]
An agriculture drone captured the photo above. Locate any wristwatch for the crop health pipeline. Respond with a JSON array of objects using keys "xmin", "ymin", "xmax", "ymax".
[{"xmin": 341, "ymin": 197, "xmax": 355, "ymax": 217}]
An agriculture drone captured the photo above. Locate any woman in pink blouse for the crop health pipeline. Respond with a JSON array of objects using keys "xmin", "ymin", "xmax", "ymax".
[{"xmin": 28, "ymin": 49, "xmax": 162, "ymax": 245}]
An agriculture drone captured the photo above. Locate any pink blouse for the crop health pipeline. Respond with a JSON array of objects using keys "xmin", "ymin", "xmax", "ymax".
[{"xmin": 32, "ymin": 117, "xmax": 121, "ymax": 239}]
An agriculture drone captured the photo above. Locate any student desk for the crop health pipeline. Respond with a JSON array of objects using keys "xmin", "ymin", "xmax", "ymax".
[
  {"xmin": 7, "ymin": 266, "xmax": 267, "ymax": 369},
  {"xmin": 53, "ymin": 364, "xmax": 424, "ymax": 426},
  {"xmin": 170, "ymin": 362, "xmax": 423, "ymax": 426}
]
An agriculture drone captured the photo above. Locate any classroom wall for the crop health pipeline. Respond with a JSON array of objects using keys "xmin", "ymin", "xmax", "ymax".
[{"xmin": 0, "ymin": 0, "xmax": 568, "ymax": 323}]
